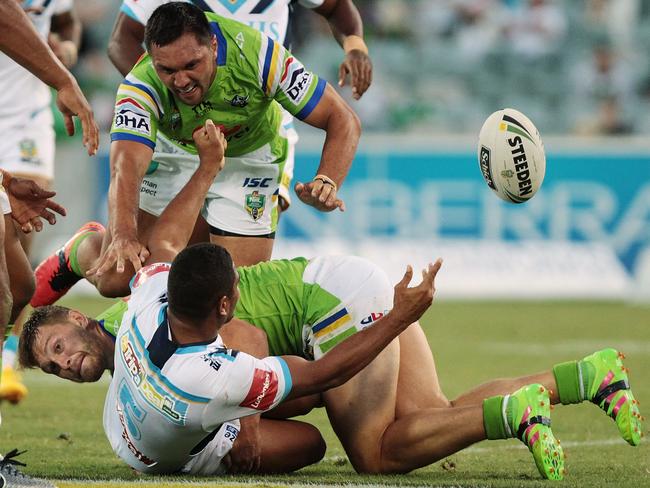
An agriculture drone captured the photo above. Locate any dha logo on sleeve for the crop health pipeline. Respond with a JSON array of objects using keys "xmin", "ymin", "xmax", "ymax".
[
  {"xmin": 240, "ymin": 368, "xmax": 278, "ymax": 411},
  {"xmin": 280, "ymin": 57, "xmax": 313, "ymax": 105},
  {"xmin": 114, "ymin": 98, "xmax": 152, "ymax": 136}
]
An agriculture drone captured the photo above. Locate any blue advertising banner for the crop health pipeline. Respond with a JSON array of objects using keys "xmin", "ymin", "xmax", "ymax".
[{"xmin": 281, "ymin": 148, "xmax": 650, "ymax": 275}]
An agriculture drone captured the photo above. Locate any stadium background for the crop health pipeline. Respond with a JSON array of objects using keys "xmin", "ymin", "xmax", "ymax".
[{"xmin": 4, "ymin": 1, "xmax": 650, "ymax": 486}]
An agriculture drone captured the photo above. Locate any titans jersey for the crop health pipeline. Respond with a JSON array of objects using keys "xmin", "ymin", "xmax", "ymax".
[
  {"xmin": 0, "ymin": 0, "xmax": 73, "ymax": 125},
  {"xmin": 110, "ymin": 12, "xmax": 326, "ymax": 157},
  {"xmin": 121, "ymin": 0, "xmax": 325, "ymax": 46},
  {"xmin": 103, "ymin": 262, "xmax": 292, "ymax": 473}
]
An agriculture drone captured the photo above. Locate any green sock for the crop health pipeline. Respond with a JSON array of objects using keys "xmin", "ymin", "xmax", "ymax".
[
  {"xmin": 68, "ymin": 232, "xmax": 95, "ymax": 277},
  {"xmin": 483, "ymin": 395, "xmax": 509, "ymax": 440},
  {"xmin": 553, "ymin": 360, "xmax": 583, "ymax": 404}
]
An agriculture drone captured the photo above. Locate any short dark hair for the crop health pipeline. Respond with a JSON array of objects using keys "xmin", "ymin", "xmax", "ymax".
[
  {"xmin": 144, "ymin": 2, "xmax": 213, "ymax": 52},
  {"xmin": 167, "ymin": 243, "xmax": 236, "ymax": 321},
  {"xmin": 18, "ymin": 305, "xmax": 71, "ymax": 369}
]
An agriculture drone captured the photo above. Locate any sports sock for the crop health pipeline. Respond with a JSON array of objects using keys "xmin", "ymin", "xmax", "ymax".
[
  {"xmin": 553, "ymin": 360, "xmax": 583, "ymax": 404},
  {"xmin": 68, "ymin": 231, "xmax": 97, "ymax": 277},
  {"xmin": 2, "ymin": 334, "xmax": 18, "ymax": 369},
  {"xmin": 483, "ymin": 395, "xmax": 509, "ymax": 439}
]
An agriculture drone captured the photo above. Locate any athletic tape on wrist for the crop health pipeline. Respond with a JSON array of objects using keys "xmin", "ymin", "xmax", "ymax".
[
  {"xmin": 343, "ymin": 35, "xmax": 368, "ymax": 55},
  {"xmin": 313, "ymin": 174, "xmax": 337, "ymax": 192}
]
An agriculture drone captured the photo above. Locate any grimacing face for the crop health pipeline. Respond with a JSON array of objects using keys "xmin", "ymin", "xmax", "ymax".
[
  {"xmin": 33, "ymin": 316, "xmax": 108, "ymax": 383},
  {"xmin": 150, "ymin": 32, "xmax": 217, "ymax": 106}
]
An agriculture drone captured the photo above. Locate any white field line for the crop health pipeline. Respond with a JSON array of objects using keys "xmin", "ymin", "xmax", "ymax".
[
  {"xmin": 466, "ymin": 437, "xmax": 635, "ymax": 453},
  {"xmin": 57, "ymin": 481, "xmax": 436, "ymax": 488}
]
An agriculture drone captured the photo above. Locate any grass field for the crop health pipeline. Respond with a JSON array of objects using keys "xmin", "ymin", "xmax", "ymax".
[{"xmin": 2, "ymin": 296, "xmax": 649, "ymax": 487}]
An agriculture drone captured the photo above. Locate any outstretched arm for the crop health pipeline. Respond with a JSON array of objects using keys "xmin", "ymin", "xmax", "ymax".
[
  {"xmin": 0, "ymin": 2, "xmax": 98, "ymax": 155},
  {"xmin": 314, "ymin": 0, "xmax": 372, "ymax": 99}
]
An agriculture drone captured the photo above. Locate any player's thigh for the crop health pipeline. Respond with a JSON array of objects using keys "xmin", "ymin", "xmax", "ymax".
[
  {"xmin": 3, "ymin": 214, "xmax": 34, "ymax": 317},
  {"xmin": 256, "ymin": 418, "xmax": 325, "ymax": 473},
  {"xmin": 395, "ymin": 321, "xmax": 451, "ymax": 417},
  {"xmin": 323, "ymin": 339, "xmax": 400, "ymax": 473},
  {"xmin": 209, "ymin": 233, "xmax": 273, "ymax": 267}
]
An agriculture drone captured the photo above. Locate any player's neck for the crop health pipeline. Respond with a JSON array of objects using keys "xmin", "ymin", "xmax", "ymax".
[{"xmin": 167, "ymin": 308, "xmax": 220, "ymax": 345}]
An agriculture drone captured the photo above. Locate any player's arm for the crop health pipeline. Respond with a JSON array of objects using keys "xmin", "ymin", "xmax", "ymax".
[
  {"xmin": 108, "ymin": 12, "xmax": 146, "ymax": 77},
  {"xmin": 144, "ymin": 120, "xmax": 226, "ymax": 265},
  {"xmin": 0, "ymin": 1, "xmax": 98, "ymax": 155},
  {"xmin": 293, "ymin": 84, "xmax": 360, "ymax": 212},
  {"xmin": 49, "ymin": 6, "xmax": 82, "ymax": 69},
  {"xmin": 0, "ymin": 206, "xmax": 12, "ymax": 363},
  {"xmin": 312, "ymin": 0, "xmax": 372, "ymax": 99}
]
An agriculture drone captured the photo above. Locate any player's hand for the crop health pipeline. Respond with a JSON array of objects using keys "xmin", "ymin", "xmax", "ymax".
[
  {"xmin": 223, "ymin": 417, "xmax": 262, "ymax": 474},
  {"xmin": 192, "ymin": 119, "xmax": 227, "ymax": 175},
  {"xmin": 6, "ymin": 176, "xmax": 67, "ymax": 233},
  {"xmin": 86, "ymin": 235, "xmax": 149, "ymax": 277},
  {"xmin": 294, "ymin": 177, "xmax": 345, "ymax": 212},
  {"xmin": 48, "ymin": 33, "xmax": 78, "ymax": 68},
  {"xmin": 55, "ymin": 77, "xmax": 99, "ymax": 156},
  {"xmin": 391, "ymin": 259, "xmax": 443, "ymax": 326},
  {"xmin": 338, "ymin": 50, "xmax": 372, "ymax": 100}
]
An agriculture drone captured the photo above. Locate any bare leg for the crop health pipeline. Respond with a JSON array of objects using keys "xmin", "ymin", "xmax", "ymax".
[
  {"xmin": 255, "ymin": 418, "xmax": 326, "ymax": 473},
  {"xmin": 322, "ymin": 339, "xmax": 400, "ymax": 473},
  {"xmin": 395, "ymin": 321, "xmax": 451, "ymax": 416},
  {"xmin": 209, "ymin": 234, "xmax": 274, "ymax": 267},
  {"xmin": 452, "ymin": 371, "xmax": 560, "ymax": 406}
]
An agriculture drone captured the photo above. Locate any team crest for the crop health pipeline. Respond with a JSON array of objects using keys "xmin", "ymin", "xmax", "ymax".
[
  {"xmin": 245, "ymin": 191, "xmax": 266, "ymax": 221},
  {"xmin": 226, "ymin": 94, "xmax": 249, "ymax": 107},
  {"xmin": 19, "ymin": 139, "xmax": 39, "ymax": 164}
]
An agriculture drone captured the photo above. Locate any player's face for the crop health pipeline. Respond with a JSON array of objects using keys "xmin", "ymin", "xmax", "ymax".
[
  {"xmin": 151, "ymin": 32, "xmax": 217, "ymax": 106},
  {"xmin": 33, "ymin": 319, "xmax": 107, "ymax": 383}
]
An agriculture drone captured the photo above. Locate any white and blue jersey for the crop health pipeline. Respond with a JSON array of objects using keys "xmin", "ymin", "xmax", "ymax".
[
  {"xmin": 120, "ymin": 0, "xmax": 325, "ymax": 47},
  {"xmin": 102, "ymin": 262, "xmax": 293, "ymax": 474}
]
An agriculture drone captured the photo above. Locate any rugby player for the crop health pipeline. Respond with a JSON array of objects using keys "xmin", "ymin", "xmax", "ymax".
[
  {"xmin": 0, "ymin": 1, "xmax": 98, "ymax": 157},
  {"xmin": 108, "ymin": 0, "xmax": 372, "ymax": 213},
  {"xmin": 19, "ymin": 126, "xmax": 643, "ymax": 479},
  {"xmin": 29, "ymin": 1, "xmax": 361, "ymax": 314},
  {"xmin": 0, "ymin": 0, "xmax": 82, "ymax": 403}
]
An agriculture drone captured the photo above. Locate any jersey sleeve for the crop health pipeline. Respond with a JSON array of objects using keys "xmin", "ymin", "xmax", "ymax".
[
  {"xmin": 127, "ymin": 262, "xmax": 171, "ymax": 308},
  {"xmin": 120, "ymin": 0, "xmax": 165, "ymax": 25},
  {"xmin": 197, "ymin": 350, "xmax": 292, "ymax": 432},
  {"xmin": 297, "ymin": 0, "xmax": 325, "ymax": 8},
  {"xmin": 257, "ymin": 35, "xmax": 327, "ymax": 121},
  {"xmin": 110, "ymin": 71, "xmax": 162, "ymax": 150}
]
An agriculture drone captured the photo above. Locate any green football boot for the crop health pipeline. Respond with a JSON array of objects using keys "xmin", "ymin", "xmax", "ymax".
[
  {"xmin": 505, "ymin": 384, "xmax": 564, "ymax": 480},
  {"xmin": 580, "ymin": 348, "xmax": 643, "ymax": 446}
]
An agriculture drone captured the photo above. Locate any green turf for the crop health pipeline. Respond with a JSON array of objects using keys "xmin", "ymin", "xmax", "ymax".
[{"xmin": 2, "ymin": 297, "xmax": 649, "ymax": 487}]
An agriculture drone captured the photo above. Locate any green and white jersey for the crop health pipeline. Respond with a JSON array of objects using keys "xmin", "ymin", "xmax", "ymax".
[{"xmin": 110, "ymin": 12, "xmax": 326, "ymax": 157}]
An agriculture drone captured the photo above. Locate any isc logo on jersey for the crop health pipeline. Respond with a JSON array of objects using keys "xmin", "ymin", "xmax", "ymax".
[
  {"xmin": 477, "ymin": 108, "xmax": 546, "ymax": 204},
  {"xmin": 114, "ymin": 98, "xmax": 152, "ymax": 137},
  {"xmin": 281, "ymin": 57, "xmax": 312, "ymax": 105}
]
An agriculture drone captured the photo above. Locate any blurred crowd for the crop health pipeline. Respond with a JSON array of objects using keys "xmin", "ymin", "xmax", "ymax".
[{"xmin": 69, "ymin": 0, "xmax": 650, "ymax": 136}]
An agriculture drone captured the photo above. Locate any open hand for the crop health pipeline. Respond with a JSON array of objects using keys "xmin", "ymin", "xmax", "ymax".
[
  {"xmin": 56, "ymin": 78, "xmax": 99, "ymax": 156},
  {"xmin": 86, "ymin": 235, "xmax": 149, "ymax": 277},
  {"xmin": 222, "ymin": 417, "xmax": 261, "ymax": 474},
  {"xmin": 338, "ymin": 50, "xmax": 372, "ymax": 100},
  {"xmin": 6, "ymin": 177, "xmax": 66, "ymax": 233},
  {"xmin": 392, "ymin": 259, "xmax": 443, "ymax": 325}
]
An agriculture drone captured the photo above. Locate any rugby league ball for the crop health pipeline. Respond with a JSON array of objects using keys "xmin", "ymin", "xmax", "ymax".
[{"xmin": 477, "ymin": 108, "xmax": 546, "ymax": 203}]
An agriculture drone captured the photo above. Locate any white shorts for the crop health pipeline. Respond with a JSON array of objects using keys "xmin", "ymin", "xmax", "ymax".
[
  {"xmin": 0, "ymin": 108, "xmax": 55, "ymax": 181},
  {"xmin": 302, "ymin": 256, "xmax": 394, "ymax": 359},
  {"xmin": 139, "ymin": 132, "xmax": 290, "ymax": 236},
  {"xmin": 181, "ymin": 420, "xmax": 240, "ymax": 475}
]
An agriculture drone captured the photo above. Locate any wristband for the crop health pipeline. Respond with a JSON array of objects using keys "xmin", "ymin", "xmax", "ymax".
[
  {"xmin": 343, "ymin": 35, "xmax": 368, "ymax": 55},
  {"xmin": 313, "ymin": 174, "xmax": 338, "ymax": 192}
]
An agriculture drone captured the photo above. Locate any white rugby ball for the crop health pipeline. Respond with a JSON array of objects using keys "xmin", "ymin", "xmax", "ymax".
[{"xmin": 477, "ymin": 108, "xmax": 546, "ymax": 204}]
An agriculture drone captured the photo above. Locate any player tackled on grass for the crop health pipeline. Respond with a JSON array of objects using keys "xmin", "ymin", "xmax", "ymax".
[{"xmin": 18, "ymin": 127, "xmax": 643, "ymax": 480}]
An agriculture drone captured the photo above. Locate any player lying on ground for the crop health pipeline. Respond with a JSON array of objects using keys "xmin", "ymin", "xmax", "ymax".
[
  {"xmin": 19, "ymin": 124, "xmax": 644, "ymax": 480},
  {"xmin": 0, "ymin": 171, "xmax": 66, "ymax": 403}
]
